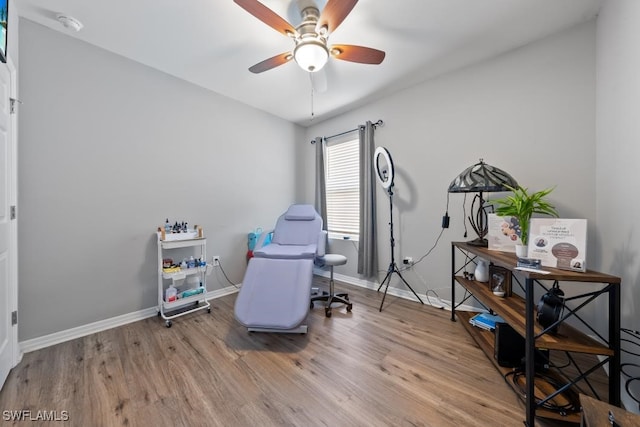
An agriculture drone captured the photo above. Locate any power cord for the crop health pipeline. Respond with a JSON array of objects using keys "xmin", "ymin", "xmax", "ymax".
[
  {"xmin": 410, "ymin": 265, "xmax": 450, "ymax": 309},
  {"xmin": 621, "ymin": 328, "xmax": 640, "ymax": 410},
  {"xmin": 504, "ymin": 369, "xmax": 581, "ymax": 416},
  {"xmin": 462, "ymin": 193, "xmax": 469, "ymax": 238},
  {"xmin": 409, "ymin": 190, "xmax": 451, "ymax": 269},
  {"xmin": 411, "ymin": 227, "xmax": 445, "ymax": 267},
  {"xmin": 395, "ymin": 191, "xmax": 452, "ymax": 307},
  {"xmin": 216, "ymin": 259, "xmax": 239, "ymax": 289}
]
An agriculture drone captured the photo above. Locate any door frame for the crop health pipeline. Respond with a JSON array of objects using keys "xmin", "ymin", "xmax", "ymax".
[{"xmin": 7, "ymin": 56, "xmax": 19, "ymax": 368}]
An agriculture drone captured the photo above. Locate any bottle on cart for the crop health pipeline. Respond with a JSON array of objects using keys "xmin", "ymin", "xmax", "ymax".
[
  {"xmin": 165, "ymin": 285, "xmax": 177, "ymax": 302},
  {"xmin": 188, "ymin": 256, "xmax": 196, "ymax": 268},
  {"xmin": 165, "ymin": 218, "xmax": 171, "ymax": 233}
]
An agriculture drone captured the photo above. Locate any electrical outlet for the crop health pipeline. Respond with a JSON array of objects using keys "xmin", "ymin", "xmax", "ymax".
[
  {"xmin": 403, "ymin": 257, "xmax": 413, "ymax": 266},
  {"xmin": 212, "ymin": 256, "xmax": 220, "ymax": 266}
]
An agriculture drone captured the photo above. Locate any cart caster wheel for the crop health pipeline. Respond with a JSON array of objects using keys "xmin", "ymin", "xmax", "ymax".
[
  {"xmin": 207, "ymin": 307, "xmax": 211, "ymax": 313},
  {"xmin": 347, "ymin": 304, "xmax": 353, "ymax": 312},
  {"xmin": 165, "ymin": 320, "xmax": 172, "ymax": 328},
  {"xmin": 157, "ymin": 311, "xmax": 161, "ymax": 317},
  {"xmin": 325, "ymin": 308, "xmax": 332, "ymax": 318}
]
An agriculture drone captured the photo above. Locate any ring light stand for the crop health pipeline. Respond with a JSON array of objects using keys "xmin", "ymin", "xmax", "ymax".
[{"xmin": 374, "ymin": 147, "xmax": 424, "ymax": 312}]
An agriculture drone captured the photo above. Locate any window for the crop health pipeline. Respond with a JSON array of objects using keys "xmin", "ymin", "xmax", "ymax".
[{"xmin": 324, "ymin": 137, "xmax": 359, "ymax": 239}]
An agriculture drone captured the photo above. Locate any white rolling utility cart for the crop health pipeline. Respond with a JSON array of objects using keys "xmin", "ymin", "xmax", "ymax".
[{"xmin": 157, "ymin": 228, "xmax": 211, "ymax": 327}]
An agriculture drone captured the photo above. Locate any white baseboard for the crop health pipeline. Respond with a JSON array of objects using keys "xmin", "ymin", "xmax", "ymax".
[
  {"xmin": 313, "ymin": 268, "xmax": 477, "ymax": 312},
  {"xmin": 19, "ymin": 285, "xmax": 240, "ymax": 354},
  {"xmin": 20, "ymin": 271, "xmax": 477, "ymax": 355}
]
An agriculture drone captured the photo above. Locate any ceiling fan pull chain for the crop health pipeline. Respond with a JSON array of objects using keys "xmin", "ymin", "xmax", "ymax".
[{"xmin": 309, "ymin": 73, "xmax": 315, "ymax": 121}]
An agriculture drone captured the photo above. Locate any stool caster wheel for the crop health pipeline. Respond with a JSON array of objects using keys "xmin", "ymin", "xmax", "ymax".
[
  {"xmin": 347, "ymin": 304, "xmax": 353, "ymax": 312},
  {"xmin": 325, "ymin": 308, "xmax": 332, "ymax": 318},
  {"xmin": 165, "ymin": 320, "xmax": 172, "ymax": 328}
]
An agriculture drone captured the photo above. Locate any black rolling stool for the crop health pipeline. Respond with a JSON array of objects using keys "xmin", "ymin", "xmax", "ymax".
[{"xmin": 311, "ymin": 254, "xmax": 352, "ymax": 317}]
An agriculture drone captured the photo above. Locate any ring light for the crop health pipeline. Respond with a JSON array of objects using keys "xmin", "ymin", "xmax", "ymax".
[
  {"xmin": 374, "ymin": 145, "xmax": 424, "ymax": 311},
  {"xmin": 374, "ymin": 146, "xmax": 394, "ymax": 189}
]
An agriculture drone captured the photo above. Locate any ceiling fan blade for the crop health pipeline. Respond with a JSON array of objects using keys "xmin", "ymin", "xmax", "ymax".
[
  {"xmin": 234, "ymin": 0, "xmax": 297, "ymax": 37},
  {"xmin": 330, "ymin": 45, "xmax": 386, "ymax": 65},
  {"xmin": 317, "ymin": 0, "xmax": 358, "ymax": 34},
  {"xmin": 248, "ymin": 52, "xmax": 293, "ymax": 74}
]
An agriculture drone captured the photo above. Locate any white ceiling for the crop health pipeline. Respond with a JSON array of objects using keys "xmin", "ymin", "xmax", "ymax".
[{"xmin": 17, "ymin": 0, "xmax": 604, "ymax": 126}]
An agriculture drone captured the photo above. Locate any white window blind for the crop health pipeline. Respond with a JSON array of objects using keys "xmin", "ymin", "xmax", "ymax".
[{"xmin": 325, "ymin": 138, "xmax": 360, "ymax": 239}]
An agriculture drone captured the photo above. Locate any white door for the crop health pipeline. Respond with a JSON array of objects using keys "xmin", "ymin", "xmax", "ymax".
[{"xmin": 0, "ymin": 58, "xmax": 17, "ymax": 388}]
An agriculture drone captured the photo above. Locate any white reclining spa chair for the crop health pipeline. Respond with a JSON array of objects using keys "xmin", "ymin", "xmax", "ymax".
[{"xmin": 234, "ymin": 204, "xmax": 326, "ymax": 333}]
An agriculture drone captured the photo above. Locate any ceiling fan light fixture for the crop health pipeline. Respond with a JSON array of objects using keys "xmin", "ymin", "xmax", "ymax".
[
  {"xmin": 236, "ymin": 0, "xmax": 385, "ymax": 73},
  {"xmin": 293, "ymin": 39, "xmax": 329, "ymax": 72}
]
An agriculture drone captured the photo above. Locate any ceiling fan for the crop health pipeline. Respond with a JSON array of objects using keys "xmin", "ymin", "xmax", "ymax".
[{"xmin": 234, "ymin": 0, "xmax": 386, "ymax": 74}]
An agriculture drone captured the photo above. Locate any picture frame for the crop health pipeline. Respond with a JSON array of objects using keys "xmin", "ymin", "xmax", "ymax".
[
  {"xmin": 487, "ymin": 213, "xmax": 522, "ymax": 253},
  {"xmin": 489, "ymin": 264, "xmax": 512, "ymax": 297},
  {"xmin": 528, "ymin": 218, "xmax": 587, "ymax": 272},
  {"xmin": 0, "ymin": 0, "xmax": 7, "ymax": 63}
]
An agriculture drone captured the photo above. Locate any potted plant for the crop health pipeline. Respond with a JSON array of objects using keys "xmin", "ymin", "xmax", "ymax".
[{"xmin": 493, "ymin": 185, "xmax": 559, "ymax": 257}]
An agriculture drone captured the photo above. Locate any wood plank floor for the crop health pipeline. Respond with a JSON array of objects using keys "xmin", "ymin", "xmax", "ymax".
[{"xmin": 0, "ymin": 278, "xmax": 595, "ymax": 426}]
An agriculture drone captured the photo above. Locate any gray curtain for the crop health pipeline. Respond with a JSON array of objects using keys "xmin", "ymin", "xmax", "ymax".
[
  {"xmin": 314, "ymin": 136, "xmax": 328, "ymax": 226},
  {"xmin": 358, "ymin": 122, "xmax": 377, "ymax": 277}
]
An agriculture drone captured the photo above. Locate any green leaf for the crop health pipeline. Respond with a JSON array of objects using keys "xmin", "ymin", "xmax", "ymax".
[{"xmin": 492, "ymin": 185, "xmax": 558, "ymax": 245}]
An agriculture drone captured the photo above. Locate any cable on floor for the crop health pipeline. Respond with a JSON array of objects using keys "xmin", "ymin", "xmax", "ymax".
[{"xmin": 504, "ymin": 369, "xmax": 581, "ymax": 416}]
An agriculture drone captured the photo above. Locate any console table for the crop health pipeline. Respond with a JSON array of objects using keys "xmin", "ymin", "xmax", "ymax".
[{"xmin": 451, "ymin": 242, "xmax": 621, "ymax": 426}]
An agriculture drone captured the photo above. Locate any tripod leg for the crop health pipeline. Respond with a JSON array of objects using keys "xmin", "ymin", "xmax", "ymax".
[
  {"xmin": 394, "ymin": 266, "xmax": 424, "ymax": 304},
  {"xmin": 377, "ymin": 268, "xmax": 393, "ymax": 311},
  {"xmin": 377, "ymin": 269, "xmax": 393, "ymax": 292},
  {"xmin": 379, "ymin": 278, "xmax": 391, "ymax": 312}
]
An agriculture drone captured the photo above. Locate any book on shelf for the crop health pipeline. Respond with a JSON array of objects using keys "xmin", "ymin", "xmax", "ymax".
[
  {"xmin": 527, "ymin": 218, "xmax": 587, "ymax": 272},
  {"xmin": 469, "ymin": 312, "xmax": 505, "ymax": 331}
]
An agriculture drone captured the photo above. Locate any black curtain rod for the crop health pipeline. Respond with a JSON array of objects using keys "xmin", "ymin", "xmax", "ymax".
[{"xmin": 310, "ymin": 119, "xmax": 384, "ymax": 144}]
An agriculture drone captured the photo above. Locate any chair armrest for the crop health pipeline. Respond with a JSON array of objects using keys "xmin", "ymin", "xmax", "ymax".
[
  {"xmin": 254, "ymin": 229, "xmax": 274, "ymax": 251},
  {"xmin": 316, "ymin": 230, "xmax": 327, "ymax": 257}
]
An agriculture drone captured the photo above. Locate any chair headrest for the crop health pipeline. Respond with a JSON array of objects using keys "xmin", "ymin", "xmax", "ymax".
[{"xmin": 284, "ymin": 204, "xmax": 317, "ymax": 221}]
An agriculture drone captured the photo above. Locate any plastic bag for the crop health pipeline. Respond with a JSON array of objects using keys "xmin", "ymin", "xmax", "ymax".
[{"xmin": 247, "ymin": 227, "xmax": 272, "ymax": 260}]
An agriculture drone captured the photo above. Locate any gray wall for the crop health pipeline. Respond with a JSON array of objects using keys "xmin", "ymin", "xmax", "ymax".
[
  {"xmin": 18, "ymin": 19, "xmax": 304, "ymax": 340},
  {"xmin": 304, "ymin": 21, "xmax": 597, "ymax": 302},
  {"xmin": 596, "ymin": 0, "xmax": 640, "ymax": 412}
]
